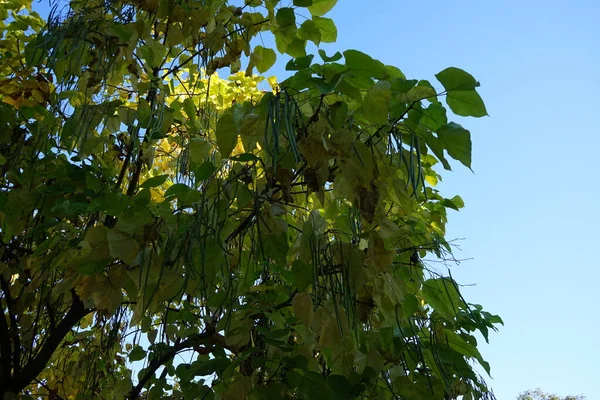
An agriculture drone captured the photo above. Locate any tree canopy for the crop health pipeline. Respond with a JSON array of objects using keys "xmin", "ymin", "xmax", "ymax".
[
  {"xmin": 0, "ymin": 0, "xmax": 503, "ymax": 399},
  {"xmin": 517, "ymin": 389, "xmax": 586, "ymax": 400}
]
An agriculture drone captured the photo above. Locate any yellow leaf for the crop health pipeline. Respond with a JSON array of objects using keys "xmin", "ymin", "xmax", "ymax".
[
  {"xmin": 267, "ymin": 76, "xmax": 279, "ymax": 91},
  {"xmin": 31, "ymin": 89, "xmax": 45, "ymax": 103}
]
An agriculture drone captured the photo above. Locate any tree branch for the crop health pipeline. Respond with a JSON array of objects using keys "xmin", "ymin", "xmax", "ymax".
[
  {"xmin": 126, "ymin": 329, "xmax": 217, "ymax": 400},
  {"xmin": 0, "ymin": 300, "xmax": 12, "ymax": 388},
  {"xmin": 6, "ymin": 290, "xmax": 91, "ymax": 395},
  {"xmin": 0, "ymin": 277, "xmax": 20, "ymax": 376}
]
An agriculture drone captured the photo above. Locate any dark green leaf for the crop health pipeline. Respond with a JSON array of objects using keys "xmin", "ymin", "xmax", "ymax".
[
  {"xmin": 318, "ymin": 49, "xmax": 343, "ymax": 62},
  {"xmin": 445, "ymin": 89, "xmax": 488, "ymax": 117},
  {"xmin": 436, "ymin": 67, "xmax": 479, "ymax": 91},
  {"xmin": 230, "ymin": 153, "xmax": 260, "ymax": 162},
  {"xmin": 276, "ymin": 7, "xmax": 296, "ymax": 28},
  {"xmin": 164, "ymin": 183, "xmax": 201, "ymax": 203},
  {"xmin": 194, "ymin": 161, "xmax": 217, "ymax": 181},
  {"xmin": 437, "ymin": 122, "xmax": 472, "ymax": 169},
  {"xmin": 293, "ymin": 0, "xmax": 313, "ymax": 6},
  {"xmin": 129, "ymin": 345, "xmax": 146, "ymax": 362},
  {"xmin": 109, "ymin": 23, "xmax": 136, "ymax": 42},
  {"xmin": 442, "ymin": 329, "xmax": 491, "ymax": 375},
  {"xmin": 419, "ymin": 103, "xmax": 447, "ymax": 131},
  {"xmin": 421, "ymin": 278, "xmax": 460, "ymax": 321},
  {"xmin": 286, "ymin": 55, "xmax": 314, "ymax": 71},
  {"xmin": 140, "ymin": 175, "xmax": 169, "ymax": 189},
  {"xmin": 391, "ymin": 78, "xmax": 418, "ymax": 94},
  {"xmin": 301, "ymin": 372, "xmax": 333, "ymax": 400},
  {"xmin": 292, "ymin": 259, "xmax": 313, "ymax": 291},
  {"xmin": 343, "ymin": 50, "xmax": 387, "ymax": 79}
]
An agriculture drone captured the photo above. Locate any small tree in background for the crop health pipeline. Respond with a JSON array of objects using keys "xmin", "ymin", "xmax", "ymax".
[{"xmin": 518, "ymin": 388, "xmax": 586, "ymax": 400}]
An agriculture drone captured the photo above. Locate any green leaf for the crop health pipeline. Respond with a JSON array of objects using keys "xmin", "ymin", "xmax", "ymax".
[
  {"xmin": 436, "ymin": 68, "xmax": 487, "ymax": 116},
  {"xmin": 343, "ymin": 50, "xmax": 387, "ymax": 79},
  {"xmin": 300, "ymin": 372, "xmax": 334, "ymax": 399},
  {"xmin": 312, "ymin": 17, "xmax": 337, "ymax": 43},
  {"xmin": 437, "ymin": 122, "xmax": 472, "ymax": 169},
  {"xmin": 442, "ymin": 329, "xmax": 491, "ymax": 375},
  {"xmin": 420, "ymin": 103, "xmax": 447, "ymax": 131},
  {"xmin": 194, "ymin": 161, "xmax": 217, "ymax": 181},
  {"xmin": 308, "ymin": 0, "xmax": 338, "ymax": 16},
  {"xmin": 128, "ymin": 345, "xmax": 146, "ymax": 362},
  {"xmin": 108, "ymin": 23, "xmax": 136, "ymax": 42},
  {"xmin": 250, "ymin": 46, "xmax": 276, "ymax": 74},
  {"xmin": 391, "ymin": 78, "xmax": 417, "ymax": 94},
  {"xmin": 423, "ymin": 132, "xmax": 452, "ymax": 170},
  {"xmin": 292, "ymin": 260, "xmax": 313, "ymax": 291},
  {"xmin": 230, "ymin": 153, "xmax": 260, "ymax": 162},
  {"xmin": 417, "ymin": 80, "xmax": 440, "ymax": 103},
  {"xmin": 292, "ymin": 291, "xmax": 313, "ymax": 324},
  {"xmin": 286, "ymin": 37, "xmax": 307, "ymax": 58},
  {"xmin": 394, "ymin": 376, "xmax": 445, "ymax": 400},
  {"xmin": 164, "ymin": 183, "xmax": 202, "ymax": 203},
  {"xmin": 445, "ymin": 89, "xmax": 488, "ymax": 117},
  {"xmin": 224, "ymin": 376, "xmax": 252, "ymax": 400},
  {"xmin": 318, "ymin": 49, "xmax": 342, "ymax": 62},
  {"xmin": 298, "ymin": 20, "xmax": 321, "ymax": 45},
  {"xmin": 362, "ymin": 81, "xmax": 391, "ymax": 126},
  {"xmin": 276, "ymin": 7, "xmax": 296, "ymax": 28},
  {"xmin": 215, "ymin": 110, "xmax": 238, "ymax": 157},
  {"xmin": 107, "ymin": 230, "xmax": 140, "ymax": 264},
  {"xmin": 141, "ymin": 175, "xmax": 168, "ymax": 189},
  {"xmin": 286, "ymin": 55, "xmax": 314, "ymax": 71},
  {"xmin": 442, "ymin": 330, "xmax": 479, "ymax": 358},
  {"xmin": 189, "ymin": 137, "xmax": 212, "ymax": 164},
  {"xmin": 403, "ymin": 294, "xmax": 419, "ymax": 316},
  {"xmin": 397, "ymin": 85, "xmax": 436, "ymax": 103},
  {"xmin": 76, "ymin": 261, "xmax": 105, "ymax": 275},
  {"xmin": 421, "ymin": 278, "xmax": 460, "ymax": 321},
  {"xmin": 436, "ymin": 67, "xmax": 479, "ymax": 91},
  {"xmin": 293, "ymin": 0, "xmax": 313, "ymax": 6},
  {"xmin": 24, "ymin": 35, "xmax": 46, "ymax": 65},
  {"xmin": 182, "ymin": 98, "xmax": 196, "ymax": 122}
]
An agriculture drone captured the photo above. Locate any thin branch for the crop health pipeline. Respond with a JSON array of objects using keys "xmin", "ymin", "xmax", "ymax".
[
  {"xmin": 0, "ymin": 277, "xmax": 20, "ymax": 376},
  {"xmin": 0, "ymin": 296, "xmax": 12, "ymax": 387},
  {"xmin": 7, "ymin": 290, "xmax": 92, "ymax": 395},
  {"xmin": 126, "ymin": 329, "xmax": 217, "ymax": 400}
]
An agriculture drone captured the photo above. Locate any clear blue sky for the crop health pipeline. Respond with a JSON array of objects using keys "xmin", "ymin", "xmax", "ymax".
[{"xmin": 32, "ymin": 0, "xmax": 599, "ymax": 398}]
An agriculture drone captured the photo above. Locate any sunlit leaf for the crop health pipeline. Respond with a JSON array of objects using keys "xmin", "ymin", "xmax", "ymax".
[
  {"xmin": 308, "ymin": 0, "xmax": 338, "ymax": 16},
  {"xmin": 344, "ymin": 49, "xmax": 387, "ymax": 79},
  {"xmin": 312, "ymin": 17, "xmax": 337, "ymax": 43},
  {"xmin": 421, "ymin": 278, "xmax": 461, "ymax": 321},
  {"xmin": 251, "ymin": 46, "xmax": 276, "ymax": 73},
  {"xmin": 216, "ymin": 109, "xmax": 238, "ymax": 157}
]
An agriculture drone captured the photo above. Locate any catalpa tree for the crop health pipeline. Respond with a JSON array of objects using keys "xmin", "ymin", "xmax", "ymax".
[{"xmin": 0, "ymin": 0, "xmax": 502, "ymax": 398}]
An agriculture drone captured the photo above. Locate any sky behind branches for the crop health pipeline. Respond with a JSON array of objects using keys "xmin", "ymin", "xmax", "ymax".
[{"xmin": 32, "ymin": 0, "xmax": 600, "ymax": 398}]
